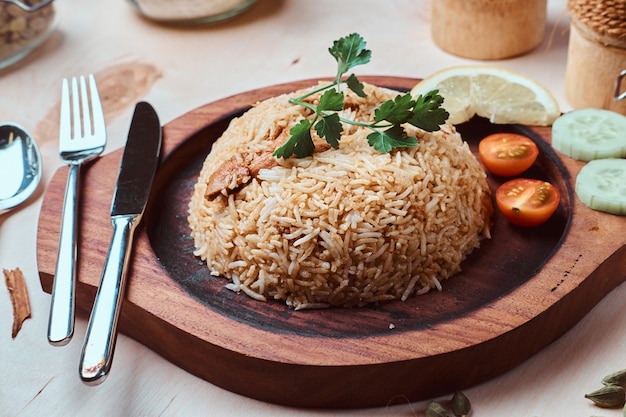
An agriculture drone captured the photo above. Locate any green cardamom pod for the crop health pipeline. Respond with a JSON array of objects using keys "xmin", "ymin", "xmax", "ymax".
[
  {"xmin": 603, "ymin": 369, "xmax": 626, "ymax": 388},
  {"xmin": 426, "ymin": 401, "xmax": 450, "ymax": 417},
  {"xmin": 585, "ymin": 385, "xmax": 626, "ymax": 408},
  {"xmin": 450, "ymin": 391, "xmax": 471, "ymax": 416}
]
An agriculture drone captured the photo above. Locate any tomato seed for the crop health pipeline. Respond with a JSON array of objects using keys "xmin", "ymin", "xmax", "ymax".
[
  {"xmin": 531, "ymin": 183, "xmax": 553, "ymax": 204},
  {"xmin": 497, "ymin": 144, "xmax": 530, "ymax": 159}
]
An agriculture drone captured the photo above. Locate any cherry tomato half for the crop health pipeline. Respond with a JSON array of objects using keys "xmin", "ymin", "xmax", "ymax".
[
  {"xmin": 495, "ymin": 178, "xmax": 560, "ymax": 227},
  {"xmin": 478, "ymin": 133, "xmax": 539, "ymax": 177}
]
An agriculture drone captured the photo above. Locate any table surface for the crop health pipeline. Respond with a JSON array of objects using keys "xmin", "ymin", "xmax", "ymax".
[{"xmin": 2, "ymin": 0, "xmax": 626, "ymax": 416}]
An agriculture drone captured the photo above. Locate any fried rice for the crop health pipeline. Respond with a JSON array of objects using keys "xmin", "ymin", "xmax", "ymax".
[{"xmin": 188, "ymin": 82, "xmax": 492, "ymax": 309}]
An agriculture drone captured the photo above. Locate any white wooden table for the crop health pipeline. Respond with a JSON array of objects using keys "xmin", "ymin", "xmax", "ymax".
[{"xmin": 3, "ymin": 1, "xmax": 625, "ymax": 415}]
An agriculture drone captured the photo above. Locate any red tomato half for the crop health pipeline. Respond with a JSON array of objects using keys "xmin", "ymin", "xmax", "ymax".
[
  {"xmin": 478, "ymin": 133, "xmax": 539, "ymax": 177},
  {"xmin": 495, "ymin": 178, "xmax": 560, "ymax": 227}
]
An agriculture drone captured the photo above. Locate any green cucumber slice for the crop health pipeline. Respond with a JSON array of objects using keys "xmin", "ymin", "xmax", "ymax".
[
  {"xmin": 552, "ymin": 108, "xmax": 626, "ymax": 162},
  {"xmin": 575, "ymin": 158, "xmax": 626, "ymax": 215}
]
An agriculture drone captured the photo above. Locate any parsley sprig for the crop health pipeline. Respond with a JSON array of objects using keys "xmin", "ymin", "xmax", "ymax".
[{"xmin": 273, "ymin": 33, "xmax": 449, "ymax": 159}]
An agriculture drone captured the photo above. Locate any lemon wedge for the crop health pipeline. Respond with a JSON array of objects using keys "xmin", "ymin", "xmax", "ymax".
[{"xmin": 410, "ymin": 66, "xmax": 561, "ymax": 126}]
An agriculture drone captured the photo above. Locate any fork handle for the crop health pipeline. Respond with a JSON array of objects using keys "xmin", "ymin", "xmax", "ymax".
[
  {"xmin": 79, "ymin": 214, "xmax": 139, "ymax": 385},
  {"xmin": 48, "ymin": 163, "xmax": 80, "ymax": 346}
]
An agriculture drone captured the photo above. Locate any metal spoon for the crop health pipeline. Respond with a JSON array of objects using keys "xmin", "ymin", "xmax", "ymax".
[
  {"xmin": 615, "ymin": 69, "xmax": 626, "ymax": 102},
  {"xmin": 0, "ymin": 0, "xmax": 54, "ymax": 12},
  {"xmin": 0, "ymin": 124, "xmax": 42, "ymax": 214}
]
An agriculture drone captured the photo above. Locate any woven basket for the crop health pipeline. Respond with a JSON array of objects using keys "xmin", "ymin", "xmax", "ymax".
[
  {"xmin": 431, "ymin": 0, "xmax": 547, "ymax": 60},
  {"xmin": 565, "ymin": 0, "xmax": 626, "ymax": 114}
]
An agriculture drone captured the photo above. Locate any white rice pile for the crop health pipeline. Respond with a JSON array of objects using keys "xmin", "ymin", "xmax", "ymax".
[{"xmin": 188, "ymin": 82, "xmax": 492, "ymax": 309}]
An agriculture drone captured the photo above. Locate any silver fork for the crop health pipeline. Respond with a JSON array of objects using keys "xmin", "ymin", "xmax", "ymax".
[{"xmin": 47, "ymin": 74, "xmax": 106, "ymax": 346}]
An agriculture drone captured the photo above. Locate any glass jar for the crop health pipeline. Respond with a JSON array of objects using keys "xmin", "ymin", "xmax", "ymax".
[
  {"xmin": 0, "ymin": 0, "xmax": 56, "ymax": 69},
  {"xmin": 128, "ymin": 0, "xmax": 257, "ymax": 26}
]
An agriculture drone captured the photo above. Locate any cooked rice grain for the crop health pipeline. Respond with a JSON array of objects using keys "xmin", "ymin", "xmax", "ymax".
[{"xmin": 188, "ymin": 83, "xmax": 492, "ymax": 309}]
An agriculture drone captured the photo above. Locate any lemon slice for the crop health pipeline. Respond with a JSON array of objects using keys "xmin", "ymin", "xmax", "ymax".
[{"xmin": 411, "ymin": 66, "xmax": 561, "ymax": 126}]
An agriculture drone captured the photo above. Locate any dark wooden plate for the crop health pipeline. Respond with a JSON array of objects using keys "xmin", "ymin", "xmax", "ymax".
[{"xmin": 37, "ymin": 76, "xmax": 626, "ymax": 408}]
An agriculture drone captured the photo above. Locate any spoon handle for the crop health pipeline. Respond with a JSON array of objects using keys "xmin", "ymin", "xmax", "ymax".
[{"xmin": 47, "ymin": 163, "xmax": 80, "ymax": 345}]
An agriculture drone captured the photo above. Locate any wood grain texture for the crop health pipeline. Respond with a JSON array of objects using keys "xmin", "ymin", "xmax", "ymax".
[{"xmin": 36, "ymin": 77, "xmax": 626, "ymax": 408}]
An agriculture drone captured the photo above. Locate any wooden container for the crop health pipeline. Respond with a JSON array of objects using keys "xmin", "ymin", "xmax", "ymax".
[
  {"xmin": 431, "ymin": 0, "xmax": 547, "ymax": 60},
  {"xmin": 565, "ymin": 0, "xmax": 626, "ymax": 115}
]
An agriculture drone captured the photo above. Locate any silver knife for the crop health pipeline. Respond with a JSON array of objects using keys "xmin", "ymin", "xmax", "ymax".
[{"xmin": 79, "ymin": 101, "xmax": 162, "ymax": 385}]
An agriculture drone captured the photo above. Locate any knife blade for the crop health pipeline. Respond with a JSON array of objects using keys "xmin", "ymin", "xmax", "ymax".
[{"xmin": 79, "ymin": 101, "xmax": 161, "ymax": 385}]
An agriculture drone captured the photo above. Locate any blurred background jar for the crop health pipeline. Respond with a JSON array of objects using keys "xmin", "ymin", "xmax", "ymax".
[
  {"xmin": 431, "ymin": 0, "xmax": 547, "ymax": 60},
  {"xmin": 565, "ymin": 0, "xmax": 626, "ymax": 115},
  {"xmin": 128, "ymin": 0, "xmax": 257, "ymax": 26},
  {"xmin": 0, "ymin": 0, "xmax": 56, "ymax": 69}
]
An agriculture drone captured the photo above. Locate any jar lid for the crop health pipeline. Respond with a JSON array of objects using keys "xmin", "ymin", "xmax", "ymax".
[{"xmin": 568, "ymin": 0, "xmax": 626, "ymax": 48}]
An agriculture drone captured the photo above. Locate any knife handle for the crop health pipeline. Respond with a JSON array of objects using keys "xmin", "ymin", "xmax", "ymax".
[
  {"xmin": 79, "ymin": 214, "xmax": 139, "ymax": 385},
  {"xmin": 48, "ymin": 163, "xmax": 80, "ymax": 346}
]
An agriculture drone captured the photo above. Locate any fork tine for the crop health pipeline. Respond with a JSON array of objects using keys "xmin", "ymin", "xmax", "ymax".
[
  {"xmin": 59, "ymin": 78, "xmax": 71, "ymax": 142},
  {"xmin": 71, "ymin": 77, "xmax": 81, "ymax": 140},
  {"xmin": 79, "ymin": 76, "xmax": 91, "ymax": 139},
  {"xmin": 88, "ymin": 74, "xmax": 105, "ymax": 141}
]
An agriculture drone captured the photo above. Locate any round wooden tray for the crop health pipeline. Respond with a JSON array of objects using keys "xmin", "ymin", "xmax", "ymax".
[{"xmin": 37, "ymin": 76, "xmax": 626, "ymax": 408}]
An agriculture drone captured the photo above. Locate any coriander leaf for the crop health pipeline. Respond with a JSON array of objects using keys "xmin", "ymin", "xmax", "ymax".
[
  {"xmin": 420, "ymin": 89, "xmax": 445, "ymax": 108},
  {"xmin": 292, "ymin": 127, "xmax": 316, "ymax": 157},
  {"xmin": 374, "ymin": 93, "xmax": 416, "ymax": 125},
  {"xmin": 345, "ymin": 73, "xmax": 366, "ymax": 97},
  {"xmin": 407, "ymin": 90, "xmax": 449, "ymax": 132},
  {"xmin": 274, "ymin": 34, "xmax": 450, "ymax": 159},
  {"xmin": 273, "ymin": 119, "xmax": 315, "ymax": 158},
  {"xmin": 367, "ymin": 125, "xmax": 418, "ymax": 153},
  {"xmin": 314, "ymin": 113, "xmax": 343, "ymax": 148},
  {"xmin": 317, "ymin": 89, "xmax": 344, "ymax": 113},
  {"xmin": 407, "ymin": 107, "xmax": 449, "ymax": 132},
  {"xmin": 328, "ymin": 33, "xmax": 371, "ymax": 79}
]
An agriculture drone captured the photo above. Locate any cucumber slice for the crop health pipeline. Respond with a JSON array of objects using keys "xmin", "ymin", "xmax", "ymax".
[
  {"xmin": 576, "ymin": 158, "xmax": 626, "ymax": 215},
  {"xmin": 552, "ymin": 108, "xmax": 626, "ymax": 161}
]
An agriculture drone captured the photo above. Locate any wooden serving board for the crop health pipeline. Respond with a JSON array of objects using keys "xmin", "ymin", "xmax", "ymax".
[{"xmin": 37, "ymin": 76, "xmax": 626, "ymax": 408}]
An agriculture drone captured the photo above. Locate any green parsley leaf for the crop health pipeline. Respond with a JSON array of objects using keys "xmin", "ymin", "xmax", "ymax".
[
  {"xmin": 367, "ymin": 125, "xmax": 418, "ymax": 153},
  {"xmin": 345, "ymin": 73, "xmax": 366, "ymax": 97},
  {"xmin": 373, "ymin": 93, "xmax": 415, "ymax": 125},
  {"xmin": 274, "ymin": 34, "xmax": 449, "ymax": 159},
  {"xmin": 328, "ymin": 33, "xmax": 371, "ymax": 79},
  {"xmin": 407, "ymin": 90, "xmax": 450, "ymax": 132},
  {"xmin": 317, "ymin": 89, "xmax": 344, "ymax": 113},
  {"xmin": 314, "ymin": 113, "xmax": 343, "ymax": 149},
  {"xmin": 273, "ymin": 119, "xmax": 315, "ymax": 158}
]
